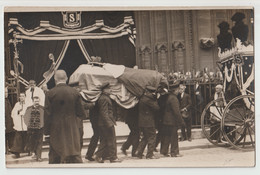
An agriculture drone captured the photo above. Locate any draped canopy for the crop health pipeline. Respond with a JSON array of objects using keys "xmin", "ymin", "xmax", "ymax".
[{"xmin": 6, "ymin": 11, "xmax": 136, "ymax": 91}]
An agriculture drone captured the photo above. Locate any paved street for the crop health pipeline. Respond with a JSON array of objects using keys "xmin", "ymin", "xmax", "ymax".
[
  {"xmin": 6, "ymin": 140, "xmax": 255, "ymax": 168},
  {"xmin": 6, "ymin": 121, "xmax": 255, "ymax": 168}
]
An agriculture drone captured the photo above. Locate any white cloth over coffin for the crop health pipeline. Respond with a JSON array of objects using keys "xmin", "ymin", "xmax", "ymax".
[
  {"xmin": 69, "ymin": 64, "xmax": 138, "ymax": 109},
  {"xmin": 103, "ymin": 63, "xmax": 125, "ymax": 78}
]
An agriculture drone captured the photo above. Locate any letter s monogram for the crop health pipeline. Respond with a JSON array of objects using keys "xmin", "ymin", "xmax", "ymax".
[{"xmin": 69, "ymin": 13, "xmax": 75, "ymax": 22}]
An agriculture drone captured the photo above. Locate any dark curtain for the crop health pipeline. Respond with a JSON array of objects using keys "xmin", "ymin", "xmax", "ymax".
[
  {"xmin": 6, "ymin": 11, "xmax": 136, "ymax": 91},
  {"xmin": 9, "ymin": 40, "xmax": 65, "ymax": 92},
  {"xmin": 81, "ymin": 36, "xmax": 136, "ymax": 67},
  {"xmin": 47, "ymin": 40, "xmax": 88, "ymax": 88}
]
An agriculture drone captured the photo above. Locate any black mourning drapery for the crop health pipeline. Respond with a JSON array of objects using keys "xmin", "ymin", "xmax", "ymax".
[
  {"xmin": 6, "ymin": 11, "xmax": 136, "ymax": 90},
  {"xmin": 8, "ymin": 39, "xmax": 66, "ymax": 92},
  {"xmin": 81, "ymin": 36, "xmax": 136, "ymax": 67},
  {"xmin": 47, "ymin": 40, "xmax": 88, "ymax": 88}
]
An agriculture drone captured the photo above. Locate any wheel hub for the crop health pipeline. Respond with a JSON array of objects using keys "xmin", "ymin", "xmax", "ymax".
[{"xmin": 244, "ymin": 118, "xmax": 253, "ymax": 127}]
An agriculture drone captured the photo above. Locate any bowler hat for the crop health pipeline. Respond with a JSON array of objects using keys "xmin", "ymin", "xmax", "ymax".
[{"xmin": 169, "ymin": 80, "xmax": 180, "ymax": 90}]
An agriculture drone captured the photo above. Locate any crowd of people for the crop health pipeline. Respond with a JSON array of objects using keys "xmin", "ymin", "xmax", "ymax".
[
  {"xmin": 5, "ymin": 69, "xmax": 226, "ymax": 164},
  {"xmin": 160, "ymin": 68, "xmax": 223, "ymax": 85}
]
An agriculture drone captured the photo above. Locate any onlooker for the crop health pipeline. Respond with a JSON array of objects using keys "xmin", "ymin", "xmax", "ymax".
[
  {"xmin": 209, "ymin": 84, "xmax": 227, "ymax": 142},
  {"xmin": 178, "ymin": 84, "xmax": 192, "ymax": 141},
  {"xmin": 44, "ymin": 70, "xmax": 85, "ymax": 164},
  {"xmin": 24, "ymin": 96, "xmax": 44, "ymax": 161},
  {"xmin": 5, "ymin": 86, "xmax": 15, "ymax": 154},
  {"xmin": 25, "ymin": 80, "xmax": 45, "ymax": 107},
  {"xmin": 10, "ymin": 93, "xmax": 28, "ymax": 158}
]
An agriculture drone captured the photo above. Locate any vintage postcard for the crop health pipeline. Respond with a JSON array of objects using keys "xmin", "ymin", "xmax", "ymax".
[{"xmin": 3, "ymin": 5, "xmax": 255, "ymax": 169}]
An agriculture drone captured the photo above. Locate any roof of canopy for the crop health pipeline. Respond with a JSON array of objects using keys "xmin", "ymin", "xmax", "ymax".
[{"xmin": 8, "ymin": 11, "xmax": 136, "ymax": 45}]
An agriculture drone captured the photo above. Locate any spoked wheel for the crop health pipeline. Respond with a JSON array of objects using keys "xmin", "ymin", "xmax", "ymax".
[
  {"xmin": 221, "ymin": 95, "xmax": 255, "ymax": 151},
  {"xmin": 201, "ymin": 98, "xmax": 229, "ymax": 147}
]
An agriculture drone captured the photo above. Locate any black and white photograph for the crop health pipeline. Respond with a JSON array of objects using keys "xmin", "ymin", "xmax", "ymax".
[{"xmin": 2, "ymin": 2, "xmax": 257, "ymax": 170}]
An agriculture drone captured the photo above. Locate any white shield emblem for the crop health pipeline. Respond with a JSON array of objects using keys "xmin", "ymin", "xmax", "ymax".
[{"xmin": 62, "ymin": 11, "xmax": 81, "ymax": 28}]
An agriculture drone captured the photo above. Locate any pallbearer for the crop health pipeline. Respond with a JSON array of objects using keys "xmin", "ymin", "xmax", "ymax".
[
  {"xmin": 135, "ymin": 86, "xmax": 160, "ymax": 159},
  {"xmin": 94, "ymin": 83, "xmax": 122, "ymax": 163},
  {"xmin": 160, "ymin": 80, "xmax": 185, "ymax": 157}
]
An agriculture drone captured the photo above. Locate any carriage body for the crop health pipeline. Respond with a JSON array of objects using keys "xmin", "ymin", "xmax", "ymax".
[{"xmin": 201, "ymin": 40, "xmax": 255, "ymax": 151}]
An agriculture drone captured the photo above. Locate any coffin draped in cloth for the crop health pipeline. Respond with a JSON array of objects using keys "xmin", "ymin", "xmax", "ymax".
[
  {"xmin": 69, "ymin": 63, "xmax": 167, "ymax": 109},
  {"xmin": 117, "ymin": 67, "xmax": 167, "ymax": 97}
]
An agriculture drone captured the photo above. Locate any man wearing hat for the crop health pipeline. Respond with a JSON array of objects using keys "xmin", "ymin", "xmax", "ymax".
[
  {"xmin": 94, "ymin": 83, "xmax": 122, "ymax": 163},
  {"xmin": 160, "ymin": 80, "xmax": 185, "ymax": 157},
  {"xmin": 135, "ymin": 85, "xmax": 160, "ymax": 159}
]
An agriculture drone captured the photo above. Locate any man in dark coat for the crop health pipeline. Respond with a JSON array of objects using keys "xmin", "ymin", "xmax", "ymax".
[
  {"xmin": 160, "ymin": 81, "xmax": 185, "ymax": 157},
  {"xmin": 24, "ymin": 96, "xmax": 44, "ymax": 161},
  {"xmin": 44, "ymin": 70, "xmax": 85, "ymax": 164},
  {"xmin": 135, "ymin": 86, "xmax": 160, "ymax": 159},
  {"xmin": 178, "ymin": 84, "xmax": 192, "ymax": 141},
  {"xmin": 94, "ymin": 83, "xmax": 121, "ymax": 163},
  {"xmin": 84, "ymin": 101, "xmax": 99, "ymax": 161},
  {"xmin": 120, "ymin": 106, "xmax": 140, "ymax": 157},
  {"xmin": 154, "ymin": 87, "xmax": 169, "ymax": 152}
]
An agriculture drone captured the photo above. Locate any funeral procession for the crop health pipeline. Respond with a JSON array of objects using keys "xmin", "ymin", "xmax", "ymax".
[{"xmin": 4, "ymin": 8, "xmax": 255, "ymax": 167}]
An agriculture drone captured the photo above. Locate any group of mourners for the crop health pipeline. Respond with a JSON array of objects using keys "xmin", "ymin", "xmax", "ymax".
[{"xmin": 5, "ymin": 69, "xmax": 194, "ymax": 164}]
